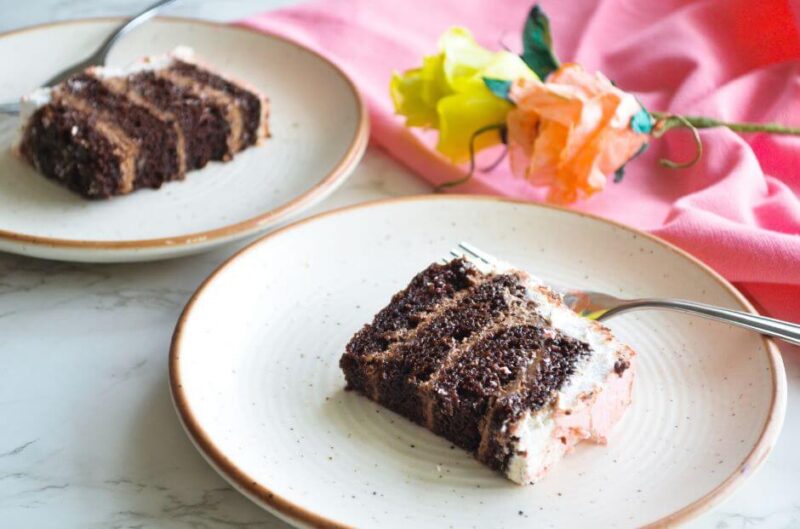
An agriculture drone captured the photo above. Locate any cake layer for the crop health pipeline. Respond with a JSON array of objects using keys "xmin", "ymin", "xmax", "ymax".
[
  {"xmin": 432, "ymin": 323, "xmax": 548, "ymax": 452},
  {"xmin": 170, "ymin": 59, "xmax": 266, "ymax": 149},
  {"xmin": 436, "ymin": 322, "xmax": 590, "ymax": 464},
  {"xmin": 19, "ymin": 101, "xmax": 134, "ymax": 197},
  {"xmin": 340, "ymin": 256, "xmax": 635, "ymax": 484},
  {"xmin": 376, "ymin": 273, "xmax": 530, "ymax": 425},
  {"xmin": 62, "ymin": 74, "xmax": 183, "ymax": 190},
  {"xmin": 479, "ymin": 326, "xmax": 591, "ymax": 471},
  {"xmin": 342, "ymin": 258, "xmax": 480, "ymax": 395},
  {"xmin": 126, "ymin": 71, "xmax": 231, "ymax": 170}
]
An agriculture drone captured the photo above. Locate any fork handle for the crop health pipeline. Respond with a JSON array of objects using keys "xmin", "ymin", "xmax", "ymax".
[
  {"xmin": 92, "ymin": 0, "xmax": 181, "ymax": 63},
  {"xmin": 599, "ymin": 298, "xmax": 800, "ymax": 346},
  {"xmin": 39, "ymin": 0, "xmax": 180, "ymax": 88}
]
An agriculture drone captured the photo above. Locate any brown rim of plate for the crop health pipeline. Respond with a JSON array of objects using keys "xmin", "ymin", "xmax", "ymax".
[
  {"xmin": 0, "ymin": 16, "xmax": 369, "ymax": 251},
  {"xmin": 169, "ymin": 194, "xmax": 787, "ymax": 529}
]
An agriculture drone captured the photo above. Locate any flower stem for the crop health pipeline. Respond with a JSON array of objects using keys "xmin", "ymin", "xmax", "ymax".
[
  {"xmin": 651, "ymin": 112, "xmax": 800, "ymax": 136},
  {"xmin": 435, "ymin": 124, "xmax": 507, "ymax": 191}
]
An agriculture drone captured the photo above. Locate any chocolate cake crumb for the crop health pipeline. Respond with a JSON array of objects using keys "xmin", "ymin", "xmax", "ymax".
[{"xmin": 614, "ymin": 359, "xmax": 630, "ymax": 376}]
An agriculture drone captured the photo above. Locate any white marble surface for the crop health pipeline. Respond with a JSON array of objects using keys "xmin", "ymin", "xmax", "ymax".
[{"xmin": 0, "ymin": 2, "xmax": 798, "ymax": 528}]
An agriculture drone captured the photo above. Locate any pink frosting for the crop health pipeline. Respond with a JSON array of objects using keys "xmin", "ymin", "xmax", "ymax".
[{"xmin": 526, "ymin": 361, "xmax": 635, "ymax": 483}]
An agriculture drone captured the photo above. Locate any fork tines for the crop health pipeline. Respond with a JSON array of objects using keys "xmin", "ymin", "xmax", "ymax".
[{"xmin": 448, "ymin": 241, "xmax": 497, "ymax": 265}]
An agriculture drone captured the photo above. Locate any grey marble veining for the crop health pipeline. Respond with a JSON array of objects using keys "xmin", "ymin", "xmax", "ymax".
[{"xmin": 0, "ymin": 1, "xmax": 798, "ymax": 528}]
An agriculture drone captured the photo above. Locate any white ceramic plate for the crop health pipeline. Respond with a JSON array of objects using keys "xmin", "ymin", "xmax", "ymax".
[
  {"xmin": 170, "ymin": 196, "xmax": 786, "ymax": 529},
  {"xmin": 0, "ymin": 18, "xmax": 367, "ymax": 262}
]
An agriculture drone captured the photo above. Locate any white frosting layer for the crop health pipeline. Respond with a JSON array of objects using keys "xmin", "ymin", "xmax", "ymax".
[
  {"xmin": 505, "ymin": 413, "xmax": 559, "ymax": 484},
  {"xmin": 91, "ymin": 46, "xmax": 195, "ymax": 79},
  {"xmin": 507, "ymin": 277, "xmax": 624, "ymax": 484},
  {"xmin": 17, "ymin": 87, "xmax": 53, "ymax": 144},
  {"xmin": 523, "ymin": 277, "xmax": 619, "ymax": 410},
  {"xmin": 457, "ymin": 253, "xmax": 629, "ymax": 484},
  {"xmin": 19, "ymin": 87, "xmax": 51, "ymax": 120},
  {"xmin": 18, "ymin": 46, "xmax": 196, "ymax": 114}
]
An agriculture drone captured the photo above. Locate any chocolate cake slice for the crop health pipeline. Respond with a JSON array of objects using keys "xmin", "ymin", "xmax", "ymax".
[
  {"xmin": 16, "ymin": 47, "xmax": 269, "ymax": 199},
  {"xmin": 340, "ymin": 255, "xmax": 635, "ymax": 484}
]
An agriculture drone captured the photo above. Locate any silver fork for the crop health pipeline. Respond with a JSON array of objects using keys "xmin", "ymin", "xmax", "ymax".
[
  {"xmin": 0, "ymin": 0, "xmax": 179, "ymax": 116},
  {"xmin": 452, "ymin": 242, "xmax": 800, "ymax": 346}
]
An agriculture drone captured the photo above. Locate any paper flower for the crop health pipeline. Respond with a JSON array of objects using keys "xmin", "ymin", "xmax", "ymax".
[
  {"xmin": 390, "ymin": 27, "xmax": 537, "ymax": 162},
  {"xmin": 506, "ymin": 64, "xmax": 650, "ymax": 203}
]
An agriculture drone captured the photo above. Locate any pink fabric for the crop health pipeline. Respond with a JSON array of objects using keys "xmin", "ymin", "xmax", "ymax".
[{"xmin": 242, "ymin": 0, "xmax": 800, "ymax": 322}]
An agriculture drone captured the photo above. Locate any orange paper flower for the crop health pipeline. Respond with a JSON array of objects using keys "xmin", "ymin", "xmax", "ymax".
[{"xmin": 506, "ymin": 63, "xmax": 649, "ymax": 203}]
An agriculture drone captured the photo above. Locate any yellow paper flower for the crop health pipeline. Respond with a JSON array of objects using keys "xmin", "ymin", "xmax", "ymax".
[
  {"xmin": 506, "ymin": 63, "xmax": 649, "ymax": 203},
  {"xmin": 391, "ymin": 27, "xmax": 538, "ymax": 162}
]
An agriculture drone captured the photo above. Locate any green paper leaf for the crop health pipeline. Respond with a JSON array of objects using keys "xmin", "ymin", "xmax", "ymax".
[
  {"xmin": 520, "ymin": 5, "xmax": 560, "ymax": 79},
  {"xmin": 631, "ymin": 107, "xmax": 653, "ymax": 134},
  {"xmin": 482, "ymin": 77, "xmax": 514, "ymax": 102}
]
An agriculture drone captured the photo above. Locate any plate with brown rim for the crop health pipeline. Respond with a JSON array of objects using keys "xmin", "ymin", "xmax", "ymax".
[
  {"xmin": 170, "ymin": 195, "xmax": 785, "ymax": 529},
  {"xmin": 0, "ymin": 17, "xmax": 367, "ymax": 262}
]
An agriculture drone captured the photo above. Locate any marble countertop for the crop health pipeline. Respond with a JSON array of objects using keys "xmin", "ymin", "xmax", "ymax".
[{"xmin": 1, "ymin": 2, "xmax": 798, "ymax": 528}]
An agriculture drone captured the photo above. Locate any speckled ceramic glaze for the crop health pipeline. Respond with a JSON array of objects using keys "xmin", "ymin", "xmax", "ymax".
[
  {"xmin": 0, "ymin": 18, "xmax": 367, "ymax": 262},
  {"xmin": 170, "ymin": 196, "xmax": 786, "ymax": 529}
]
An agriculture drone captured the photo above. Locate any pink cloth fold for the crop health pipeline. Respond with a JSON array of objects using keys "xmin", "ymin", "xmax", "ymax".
[{"xmin": 242, "ymin": 0, "xmax": 800, "ymax": 321}]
